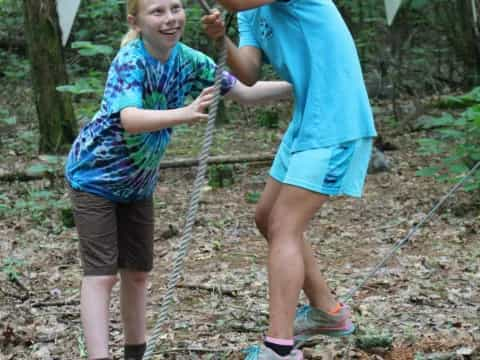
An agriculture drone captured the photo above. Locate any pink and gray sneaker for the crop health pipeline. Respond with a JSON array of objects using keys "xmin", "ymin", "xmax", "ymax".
[{"xmin": 294, "ymin": 303, "xmax": 355, "ymax": 347}]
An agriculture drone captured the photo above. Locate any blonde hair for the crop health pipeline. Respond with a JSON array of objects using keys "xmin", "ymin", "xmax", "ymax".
[{"xmin": 121, "ymin": 0, "xmax": 141, "ymax": 47}]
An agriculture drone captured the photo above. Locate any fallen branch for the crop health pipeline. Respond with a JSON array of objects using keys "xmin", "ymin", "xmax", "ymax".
[
  {"xmin": 0, "ymin": 287, "xmax": 29, "ymax": 301},
  {"xmin": 31, "ymin": 292, "xmax": 80, "ymax": 308},
  {"xmin": 155, "ymin": 346, "xmax": 236, "ymax": 354},
  {"xmin": 0, "ymin": 153, "xmax": 274, "ymax": 182},
  {"xmin": 0, "ymin": 147, "xmax": 391, "ymax": 183},
  {"xmin": 31, "ymin": 299, "xmax": 80, "ymax": 308},
  {"xmin": 11, "ymin": 277, "xmax": 30, "ymax": 293},
  {"xmin": 161, "ymin": 152, "xmax": 274, "ymax": 169},
  {"xmin": 176, "ymin": 282, "xmax": 238, "ymax": 297}
]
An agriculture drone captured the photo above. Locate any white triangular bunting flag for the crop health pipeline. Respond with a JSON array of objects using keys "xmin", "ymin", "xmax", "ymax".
[
  {"xmin": 385, "ymin": 0, "xmax": 402, "ymax": 26},
  {"xmin": 57, "ymin": 0, "xmax": 81, "ymax": 46}
]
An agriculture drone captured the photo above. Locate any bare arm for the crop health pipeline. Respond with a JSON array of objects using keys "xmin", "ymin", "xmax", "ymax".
[
  {"xmin": 226, "ymin": 80, "xmax": 292, "ymax": 105},
  {"xmin": 215, "ymin": 0, "xmax": 274, "ymax": 12},
  {"xmin": 120, "ymin": 87, "xmax": 214, "ymax": 134},
  {"xmin": 203, "ymin": 10, "xmax": 262, "ymax": 85},
  {"xmin": 225, "ymin": 39, "xmax": 262, "ymax": 85}
]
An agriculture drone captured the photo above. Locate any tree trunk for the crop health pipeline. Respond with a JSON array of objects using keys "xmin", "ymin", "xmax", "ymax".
[
  {"xmin": 436, "ymin": 0, "xmax": 480, "ymax": 86},
  {"xmin": 23, "ymin": 0, "xmax": 77, "ymax": 154}
]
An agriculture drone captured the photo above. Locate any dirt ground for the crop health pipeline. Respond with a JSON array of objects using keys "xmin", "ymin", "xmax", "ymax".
[{"xmin": 0, "ymin": 109, "xmax": 479, "ymax": 359}]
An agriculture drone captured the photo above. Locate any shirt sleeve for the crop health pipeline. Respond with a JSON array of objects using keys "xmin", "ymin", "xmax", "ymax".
[
  {"xmin": 104, "ymin": 51, "xmax": 145, "ymax": 115},
  {"xmin": 238, "ymin": 10, "xmax": 260, "ymax": 49},
  {"xmin": 192, "ymin": 51, "xmax": 237, "ymax": 96}
]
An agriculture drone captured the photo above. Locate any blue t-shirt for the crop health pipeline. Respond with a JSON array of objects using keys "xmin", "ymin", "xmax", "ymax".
[
  {"xmin": 65, "ymin": 39, "xmax": 236, "ymax": 203},
  {"xmin": 238, "ymin": 0, "xmax": 377, "ymax": 151}
]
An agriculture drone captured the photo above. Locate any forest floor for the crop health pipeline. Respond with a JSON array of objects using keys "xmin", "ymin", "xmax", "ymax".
[{"xmin": 0, "ymin": 94, "xmax": 479, "ymax": 359}]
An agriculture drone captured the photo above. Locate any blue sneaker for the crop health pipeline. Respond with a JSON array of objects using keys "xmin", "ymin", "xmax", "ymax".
[
  {"xmin": 243, "ymin": 345, "xmax": 303, "ymax": 360},
  {"xmin": 294, "ymin": 303, "xmax": 355, "ymax": 346}
]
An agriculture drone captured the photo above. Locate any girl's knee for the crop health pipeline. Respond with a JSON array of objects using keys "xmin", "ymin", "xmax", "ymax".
[
  {"xmin": 255, "ymin": 207, "xmax": 269, "ymax": 237},
  {"xmin": 85, "ymin": 275, "xmax": 118, "ymax": 290},
  {"xmin": 266, "ymin": 216, "xmax": 300, "ymax": 243},
  {"xmin": 122, "ymin": 271, "xmax": 149, "ymax": 286},
  {"xmin": 266, "ymin": 219, "xmax": 282, "ymax": 241}
]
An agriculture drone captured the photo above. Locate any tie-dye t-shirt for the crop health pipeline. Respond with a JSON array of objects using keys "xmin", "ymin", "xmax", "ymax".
[{"xmin": 65, "ymin": 39, "xmax": 236, "ymax": 203}]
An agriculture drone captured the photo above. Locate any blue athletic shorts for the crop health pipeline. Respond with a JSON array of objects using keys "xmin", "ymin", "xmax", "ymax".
[{"xmin": 269, "ymin": 137, "xmax": 373, "ymax": 197}]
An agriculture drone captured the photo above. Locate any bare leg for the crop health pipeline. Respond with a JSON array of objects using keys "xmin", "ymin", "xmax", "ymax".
[
  {"xmin": 264, "ymin": 184, "xmax": 330, "ymax": 337},
  {"xmin": 301, "ymin": 239, "xmax": 337, "ymax": 311},
  {"xmin": 255, "ymin": 177, "xmax": 337, "ymax": 313},
  {"xmin": 81, "ymin": 275, "xmax": 118, "ymax": 359},
  {"xmin": 120, "ymin": 270, "xmax": 148, "ymax": 345}
]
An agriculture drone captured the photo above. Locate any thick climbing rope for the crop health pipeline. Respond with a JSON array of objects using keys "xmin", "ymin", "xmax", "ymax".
[
  {"xmin": 342, "ymin": 160, "xmax": 480, "ymax": 303},
  {"xmin": 142, "ymin": 4, "xmax": 225, "ymax": 360}
]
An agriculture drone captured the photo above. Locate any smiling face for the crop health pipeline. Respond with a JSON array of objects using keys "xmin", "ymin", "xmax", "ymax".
[{"xmin": 129, "ymin": 0, "xmax": 185, "ymax": 62}]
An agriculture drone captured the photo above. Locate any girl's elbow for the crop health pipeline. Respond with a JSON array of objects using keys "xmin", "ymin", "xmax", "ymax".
[
  {"xmin": 120, "ymin": 117, "xmax": 138, "ymax": 134},
  {"xmin": 236, "ymin": 73, "xmax": 258, "ymax": 87},
  {"xmin": 243, "ymin": 77, "xmax": 258, "ymax": 87},
  {"xmin": 120, "ymin": 109, "xmax": 140, "ymax": 134},
  {"xmin": 123, "ymin": 126, "xmax": 139, "ymax": 134},
  {"xmin": 124, "ymin": 124, "xmax": 142, "ymax": 134}
]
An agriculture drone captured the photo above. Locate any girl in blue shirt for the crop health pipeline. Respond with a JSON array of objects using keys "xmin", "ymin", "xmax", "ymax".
[{"xmin": 203, "ymin": 1, "xmax": 377, "ymax": 358}]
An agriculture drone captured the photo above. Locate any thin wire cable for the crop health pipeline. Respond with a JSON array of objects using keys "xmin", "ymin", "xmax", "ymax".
[
  {"xmin": 142, "ymin": 36, "xmax": 227, "ymax": 360},
  {"xmin": 342, "ymin": 160, "xmax": 480, "ymax": 303}
]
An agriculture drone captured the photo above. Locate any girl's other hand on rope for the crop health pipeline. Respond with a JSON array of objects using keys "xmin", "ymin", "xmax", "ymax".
[
  {"xmin": 186, "ymin": 86, "xmax": 215, "ymax": 123},
  {"xmin": 202, "ymin": 9, "xmax": 225, "ymax": 40}
]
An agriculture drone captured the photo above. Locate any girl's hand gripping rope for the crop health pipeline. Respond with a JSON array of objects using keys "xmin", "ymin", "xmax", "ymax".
[
  {"xmin": 202, "ymin": 9, "xmax": 225, "ymax": 40},
  {"xmin": 185, "ymin": 86, "xmax": 215, "ymax": 123}
]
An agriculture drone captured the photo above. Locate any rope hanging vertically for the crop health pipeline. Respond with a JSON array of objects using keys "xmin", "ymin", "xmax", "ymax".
[{"xmin": 142, "ymin": 6, "xmax": 227, "ymax": 360}]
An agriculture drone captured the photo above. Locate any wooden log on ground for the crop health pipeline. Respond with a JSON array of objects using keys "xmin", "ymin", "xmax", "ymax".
[{"xmin": 0, "ymin": 153, "xmax": 275, "ymax": 182}]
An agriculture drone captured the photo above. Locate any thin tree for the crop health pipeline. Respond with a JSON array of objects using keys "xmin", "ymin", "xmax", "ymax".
[{"xmin": 23, "ymin": 0, "xmax": 77, "ymax": 154}]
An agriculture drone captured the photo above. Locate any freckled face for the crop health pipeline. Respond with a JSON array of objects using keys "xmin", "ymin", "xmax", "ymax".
[{"xmin": 132, "ymin": 0, "xmax": 186, "ymax": 61}]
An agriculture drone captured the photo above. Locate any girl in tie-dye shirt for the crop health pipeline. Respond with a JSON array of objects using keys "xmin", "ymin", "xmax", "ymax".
[{"xmin": 65, "ymin": 0, "xmax": 292, "ymax": 359}]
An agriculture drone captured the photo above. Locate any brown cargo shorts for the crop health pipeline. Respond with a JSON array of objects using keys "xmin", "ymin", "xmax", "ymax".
[{"xmin": 68, "ymin": 186, "xmax": 154, "ymax": 276}]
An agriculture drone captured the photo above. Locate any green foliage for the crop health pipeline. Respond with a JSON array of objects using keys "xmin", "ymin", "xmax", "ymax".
[
  {"xmin": 61, "ymin": 207, "xmax": 75, "ymax": 228},
  {"xmin": 25, "ymin": 155, "xmax": 65, "ymax": 177},
  {"xmin": 184, "ymin": 6, "xmax": 214, "ymax": 55},
  {"xmin": 417, "ymin": 87, "xmax": 480, "ymax": 192},
  {"xmin": 71, "ymin": 41, "xmax": 114, "ymax": 57},
  {"xmin": 76, "ymin": 327, "xmax": 88, "ymax": 358},
  {"xmin": 414, "ymin": 353, "xmax": 426, "ymax": 360},
  {"xmin": 13, "ymin": 186, "xmax": 70, "ymax": 225},
  {"xmin": 355, "ymin": 327, "xmax": 393, "ymax": 349},
  {"xmin": 183, "ymin": 5, "xmax": 239, "ymax": 56},
  {"xmin": 407, "ymin": 0, "xmax": 429, "ymax": 11},
  {"xmin": 245, "ymin": 191, "xmax": 261, "ymax": 204},
  {"xmin": 257, "ymin": 109, "xmax": 279, "ymax": 129},
  {"xmin": 75, "ymin": 0, "xmax": 125, "ymax": 45},
  {"xmin": 0, "ymin": 194, "xmax": 9, "ymax": 217},
  {"xmin": 57, "ymin": 76, "xmax": 103, "ymax": 96},
  {"xmin": 0, "ymin": 108, "xmax": 16, "ymax": 126},
  {"xmin": 0, "ymin": 50, "xmax": 30, "ymax": 81},
  {"xmin": 0, "ymin": 0, "xmax": 22, "ymax": 32},
  {"xmin": 1, "ymin": 257, "xmax": 25, "ymax": 282},
  {"xmin": 437, "ymin": 87, "xmax": 480, "ymax": 109},
  {"xmin": 336, "ymin": 0, "xmax": 479, "ymax": 93},
  {"xmin": 78, "ymin": 0, "xmax": 124, "ymax": 20},
  {"xmin": 58, "ymin": 41, "xmax": 113, "ymax": 117},
  {"xmin": 15, "ymin": 129, "xmax": 37, "ymax": 155},
  {"xmin": 208, "ymin": 164, "xmax": 234, "ymax": 188}
]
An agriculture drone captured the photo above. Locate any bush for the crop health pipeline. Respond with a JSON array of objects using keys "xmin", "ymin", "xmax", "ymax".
[{"xmin": 417, "ymin": 87, "xmax": 480, "ymax": 192}]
